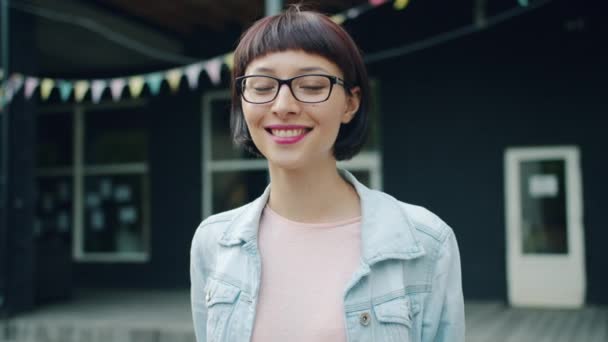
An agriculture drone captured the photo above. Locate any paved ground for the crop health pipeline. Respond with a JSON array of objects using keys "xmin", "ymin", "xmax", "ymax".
[
  {"xmin": 1, "ymin": 290, "xmax": 606, "ymax": 341},
  {"xmin": 465, "ymin": 301, "xmax": 608, "ymax": 342}
]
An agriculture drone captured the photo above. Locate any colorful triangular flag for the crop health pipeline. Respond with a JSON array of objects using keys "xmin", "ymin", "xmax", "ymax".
[
  {"xmin": 185, "ymin": 63, "xmax": 204, "ymax": 89},
  {"xmin": 24, "ymin": 77, "xmax": 39, "ymax": 99},
  {"xmin": 91, "ymin": 80, "xmax": 107, "ymax": 103},
  {"xmin": 223, "ymin": 52, "xmax": 235, "ymax": 72},
  {"xmin": 165, "ymin": 69, "xmax": 183, "ymax": 93},
  {"xmin": 394, "ymin": 0, "xmax": 410, "ymax": 10},
  {"xmin": 74, "ymin": 81, "xmax": 89, "ymax": 102},
  {"xmin": 110, "ymin": 78, "xmax": 126, "ymax": 101},
  {"xmin": 330, "ymin": 14, "xmax": 347, "ymax": 24},
  {"xmin": 40, "ymin": 78, "xmax": 55, "ymax": 101},
  {"xmin": 369, "ymin": 0, "xmax": 388, "ymax": 5},
  {"xmin": 6, "ymin": 74, "xmax": 24, "ymax": 101},
  {"xmin": 204, "ymin": 59, "xmax": 223, "ymax": 86},
  {"xmin": 145, "ymin": 73, "xmax": 163, "ymax": 96},
  {"xmin": 128, "ymin": 76, "xmax": 145, "ymax": 98},
  {"xmin": 58, "ymin": 81, "xmax": 73, "ymax": 102}
]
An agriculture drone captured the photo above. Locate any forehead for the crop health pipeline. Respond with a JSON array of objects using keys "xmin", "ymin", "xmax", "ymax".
[{"xmin": 244, "ymin": 50, "xmax": 343, "ymax": 77}]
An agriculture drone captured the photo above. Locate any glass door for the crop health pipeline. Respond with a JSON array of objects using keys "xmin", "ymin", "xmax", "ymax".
[{"xmin": 504, "ymin": 146, "xmax": 585, "ymax": 308}]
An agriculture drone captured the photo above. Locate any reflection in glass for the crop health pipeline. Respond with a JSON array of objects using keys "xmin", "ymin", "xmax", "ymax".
[
  {"xmin": 35, "ymin": 176, "xmax": 73, "ymax": 240},
  {"xmin": 83, "ymin": 174, "xmax": 148, "ymax": 253},
  {"xmin": 519, "ymin": 160, "xmax": 568, "ymax": 254},
  {"xmin": 212, "ymin": 171, "xmax": 269, "ymax": 214}
]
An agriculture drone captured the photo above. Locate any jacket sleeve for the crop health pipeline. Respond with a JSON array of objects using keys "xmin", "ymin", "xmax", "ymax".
[
  {"xmin": 190, "ymin": 227, "xmax": 208, "ymax": 342},
  {"xmin": 422, "ymin": 227, "xmax": 465, "ymax": 342}
]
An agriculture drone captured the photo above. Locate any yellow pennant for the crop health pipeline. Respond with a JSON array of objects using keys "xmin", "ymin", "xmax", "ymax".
[
  {"xmin": 223, "ymin": 52, "xmax": 235, "ymax": 72},
  {"xmin": 74, "ymin": 80, "xmax": 90, "ymax": 102},
  {"xmin": 128, "ymin": 76, "xmax": 145, "ymax": 98},
  {"xmin": 40, "ymin": 78, "xmax": 55, "ymax": 101},
  {"xmin": 165, "ymin": 69, "xmax": 183, "ymax": 93},
  {"xmin": 331, "ymin": 14, "xmax": 346, "ymax": 25},
  {"xmin": 394, "ymin": 0, "xmax": 410, "ymax": 10}
]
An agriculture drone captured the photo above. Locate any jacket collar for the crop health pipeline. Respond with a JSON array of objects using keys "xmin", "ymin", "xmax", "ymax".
[{"xmin": 218, "ymin": 169, "xmax": 425, "ymax": 265}]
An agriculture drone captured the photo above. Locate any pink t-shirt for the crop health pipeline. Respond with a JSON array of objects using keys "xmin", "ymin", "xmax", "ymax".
[{"xmin": 250, "ymin": 205, "xmax": 362, "ymax": 342}]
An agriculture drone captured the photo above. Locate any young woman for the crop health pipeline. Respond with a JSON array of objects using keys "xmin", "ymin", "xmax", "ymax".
[{"xmin": 190, "ymin": 6, "xmax": 464, "ymax": 342}]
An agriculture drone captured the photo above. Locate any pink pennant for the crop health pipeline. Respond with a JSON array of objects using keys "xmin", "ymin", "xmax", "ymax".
[
  {"xmin": 204, "ymin": 59, "xmax": 223, "ymax": 85},
  {"xmin": 369, "ymin": 0, "xmax": 387, "ymax": 6},
  {"xmin": 185, "ymin": 63, "xmax": 204, "ymax": 89},
  {"xmin": 110, "ymin": 78, "xmax": 126, "ymax": 101},
  {"xmin": 91, "ymin": 80, "xmax": 107, "ymax": 103},
  {"xmin": 24, "ymin": 77, "xmax": 39, "ymax": 99},
  {"xmin": 6, "ymin": 74, "xmax": 24, "ymax": 101}
]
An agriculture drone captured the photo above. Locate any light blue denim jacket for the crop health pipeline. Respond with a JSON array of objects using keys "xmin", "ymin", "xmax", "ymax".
[{"xmin": 190, "ymin": 170, "xmax": 465, "ymax": 342}]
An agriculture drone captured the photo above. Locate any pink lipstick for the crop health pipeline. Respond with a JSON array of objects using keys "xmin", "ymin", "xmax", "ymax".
[{"xmin": 265, "ymin": 125, "xmax": 312, "ymax": 145}]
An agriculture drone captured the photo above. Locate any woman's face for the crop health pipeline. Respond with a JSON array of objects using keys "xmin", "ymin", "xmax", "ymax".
[{"xmin": 241, "ymin": 50, "xmax": 360, "ymax": 171}]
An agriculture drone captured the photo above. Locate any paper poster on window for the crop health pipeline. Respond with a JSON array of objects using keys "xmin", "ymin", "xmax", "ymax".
[
  {"xmin": 58, "ymin": 182, "xmax": 70, "ymax": 201},
  {"xmin": 57, "ymin": 212, "xmax": 69, "ymax": 232},
  {"xmin": 115, "ymin": 185, "xmax": 132, "ymax": 202},
  {"xmin": 86, "ymin": 193, "xmax": 101, "ymax": 208},
  {"xmin": 119, "ymin": 206, "xmax": 138, "ymax": 224},
  {"xmin": 100, "ymin": 178, "xmax": 112, "ymax": 199},
  {"xmin": 529, "ymin": 174, "xmax": 559, "ymax": 198},
  {"xmin": 91, "ymin": 210, "xmax": 105, "ymax": 231}
]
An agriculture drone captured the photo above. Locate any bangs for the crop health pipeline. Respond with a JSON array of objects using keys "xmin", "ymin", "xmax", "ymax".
[{"xmin": 233, "ymin": 11, "xmax": 356, "ymax": 83}]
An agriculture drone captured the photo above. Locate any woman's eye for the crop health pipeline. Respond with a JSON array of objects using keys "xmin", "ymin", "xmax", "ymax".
[
  {"xmin": 298, "ymin": 84, "xmax": 327, "ymax": 91},
  {"xmin": 254, "ymin": 86, "xmax": 274, "ymax": 91}
]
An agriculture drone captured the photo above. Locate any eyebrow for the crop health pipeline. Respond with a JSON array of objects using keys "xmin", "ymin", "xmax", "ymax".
[{"xmin": 251, "ymin": 66, "xmax": 330, "ymax": 73}]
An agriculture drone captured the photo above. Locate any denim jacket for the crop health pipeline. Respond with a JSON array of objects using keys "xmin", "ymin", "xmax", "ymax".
[{"xmin": 190, "ymin": 170, "xmax": 465, "ymax": 342}]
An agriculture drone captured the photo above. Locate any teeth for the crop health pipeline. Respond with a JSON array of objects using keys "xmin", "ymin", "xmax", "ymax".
[{"xmin": 271, "ymin": 129, "xmax": 306, "ymax": 137}]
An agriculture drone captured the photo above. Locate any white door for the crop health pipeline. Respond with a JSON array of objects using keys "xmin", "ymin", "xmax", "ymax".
[{"xmin": 504, "ymin": 146, "xmax": 586, "ymax": 308}]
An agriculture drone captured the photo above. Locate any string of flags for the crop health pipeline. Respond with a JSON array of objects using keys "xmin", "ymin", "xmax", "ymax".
[{"xmin": 0, "ymin": 0, "xmax": 411, "ymax": 110}]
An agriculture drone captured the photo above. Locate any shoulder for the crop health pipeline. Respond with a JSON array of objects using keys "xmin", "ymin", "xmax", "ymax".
[
  {"xmin": 371, "ymin": 189, "xmax": 455, "ymax": 256},
  {"xmin": 400, "ymin": 201, "xmax": 453, "ymax": 244},
  {"xmin": 189, "ymin": 203, "xmax": 251, "ymax": 263}
]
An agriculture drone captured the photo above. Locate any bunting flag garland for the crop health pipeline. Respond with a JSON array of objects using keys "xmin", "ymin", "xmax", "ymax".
[
  {"xmin": 185, "ymin": 63, "xmax": 204, "ymax": 89},
  {"xmin": 223, "ymin": 52, "xmax": 235, "ymax": 72},
  {"xmin": 165, "ymin": 69, "xmax": 183, "ymax": 93},
  {"xmin": 74, "ymin": 81, "xmax": 89, "ymax": 102},
  {"xmin": 5, "ymin": 74, "xmax": 24, "ymax": 103},
  {"xmin": 58, "ymin": 80, "xmax": 73, "ymax": 102},
  {"xmin": 40, "ymin": 78, "xmax": 55, "ymax": 100},
  {"xmin": 0, "ymin": 0, "xmax": 410, "ymax": 107},
  {"xmin": 24, "ymin": 77, "xmax": 39, "ymax": 99},
  {"xmin": 394, "ymin": 0, "xmax": 411, "ymax": 10},
  {"xmin": 331, "ymin": 14, "xmax": 346, "ymax": 25},
  {"xmin": 369, "ymin": 0, "xmax": 388, "ymax": 5},
  {"xmin": 204, "ymin": 58, "xmax": 223, "ymax": 86},
  {"xmin": 145, "ymin": 73, "xmax": 164, "ymax": 96},
  {"xmin": 128, "ymin": 76, "xmax": 145, "ymax": 98},
  {"xmin": 110, "ymin": 78, "xmax": 126, "ymax": 101},
  {"xmin": 91, "ymin": 80, "xmax": 107, "ymax": 103}
]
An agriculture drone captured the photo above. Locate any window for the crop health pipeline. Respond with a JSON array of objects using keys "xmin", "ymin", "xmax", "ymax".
[
  {"xmin": 36, "ymin": 101, "xmax": 150, "ymax": 262},
  {"xmin": 201, "ymin": 80, "xmax": 382, "ymax": 218}
]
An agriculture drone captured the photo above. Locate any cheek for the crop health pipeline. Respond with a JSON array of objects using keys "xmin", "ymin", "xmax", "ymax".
[{"xmin": 242, "ymin": 104, "xmax": 261, "ymax": 128}]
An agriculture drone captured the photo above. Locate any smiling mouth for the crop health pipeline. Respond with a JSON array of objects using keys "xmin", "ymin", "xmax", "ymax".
[{"xmin": 265, "ymin": 127, "xmax": 312, "ymax": 137}]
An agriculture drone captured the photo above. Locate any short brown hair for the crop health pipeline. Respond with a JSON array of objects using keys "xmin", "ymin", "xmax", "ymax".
[{"xmin": 230, "ymin": 5, "xmax": 370, "ymax": 161}]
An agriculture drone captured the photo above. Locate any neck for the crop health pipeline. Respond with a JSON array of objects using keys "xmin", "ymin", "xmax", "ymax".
[{"xmin": 267, "ymin": 161, "xmax": 361, "ymax": 223}]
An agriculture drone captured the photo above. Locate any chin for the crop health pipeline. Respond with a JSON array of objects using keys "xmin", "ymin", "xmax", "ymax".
[{"xmin": 266, "ymin": 157, "xmax": 307, "ymax": 171}]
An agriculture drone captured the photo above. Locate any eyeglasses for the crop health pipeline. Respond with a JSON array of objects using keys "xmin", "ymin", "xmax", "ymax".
[{"xmin": 235, "ymin": 74, "xmax": 348, "ymax": 104}]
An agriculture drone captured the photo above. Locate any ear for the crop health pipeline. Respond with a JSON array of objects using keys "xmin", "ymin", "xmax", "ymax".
[{"xmin": 341, "ymin": 86, "xmax": 361, "ymax": 124}]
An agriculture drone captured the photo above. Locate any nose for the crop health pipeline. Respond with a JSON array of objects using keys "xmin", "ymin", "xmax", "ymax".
[{"xmin": 271, "ymin": 84, "xmax": 300, "ymax": 118}]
